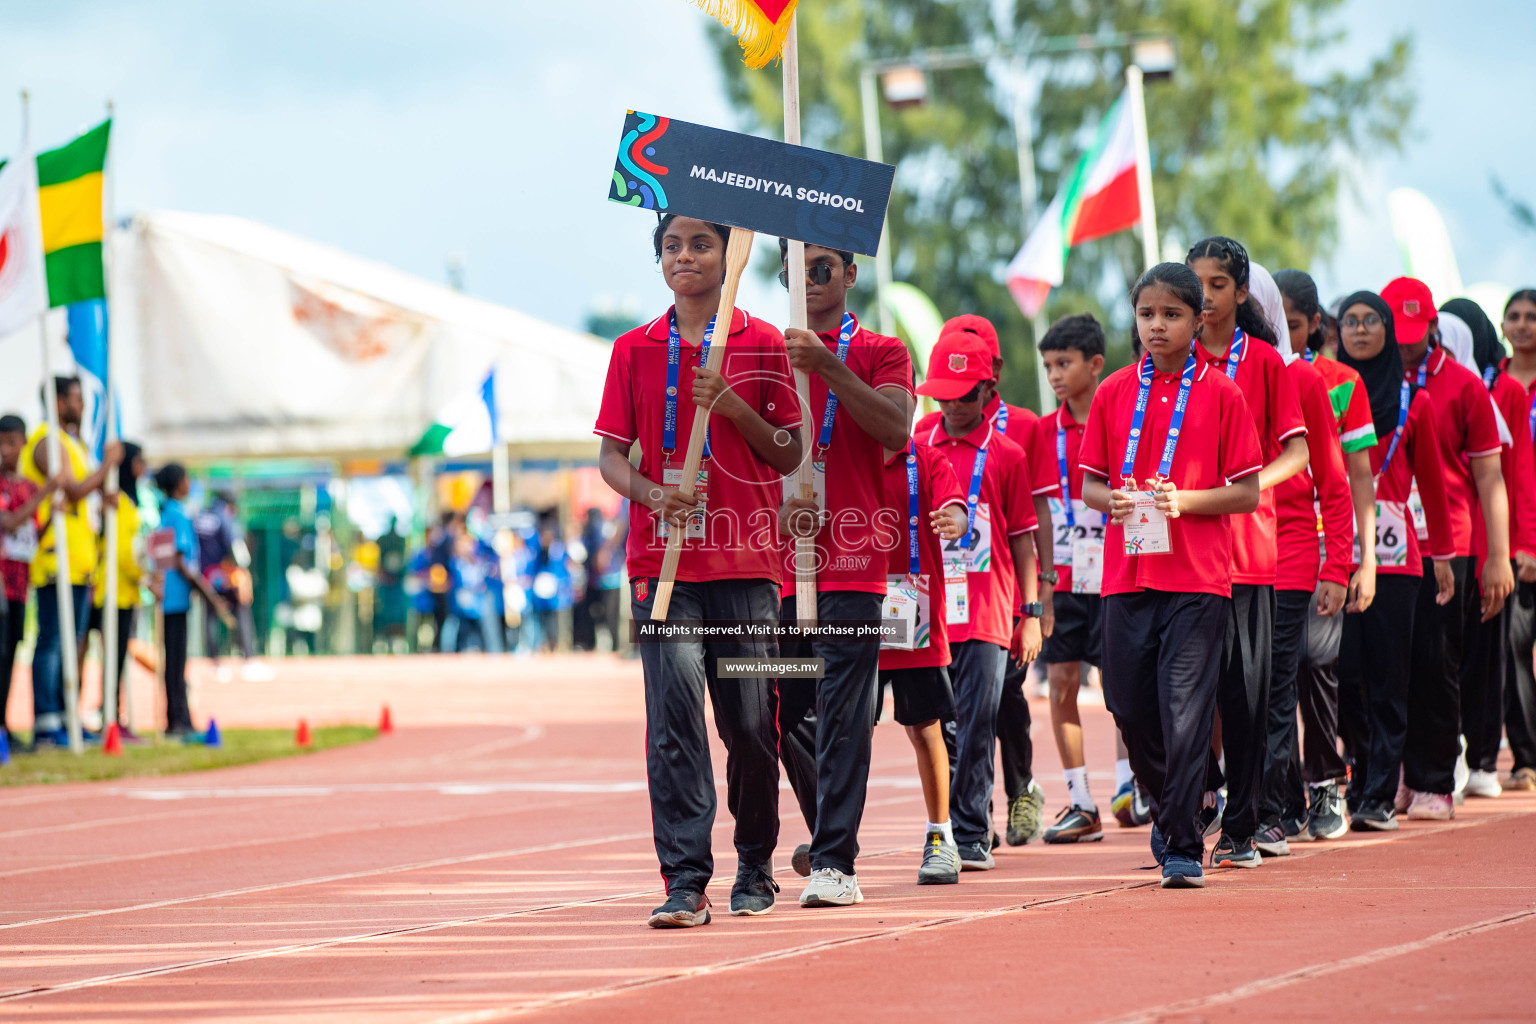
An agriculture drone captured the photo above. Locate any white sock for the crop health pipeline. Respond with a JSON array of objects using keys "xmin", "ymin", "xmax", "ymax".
[
  {"xmin": 927, "ymin": 820, "xmax": 954, "ymax": 844},
  {"xmin": 1115, "ymin": 758, "xmax": 1134, "ymax": 790},
  {"xmin": 1065, "ymin": 766, "xmax": 1095, "ymax": 811}
]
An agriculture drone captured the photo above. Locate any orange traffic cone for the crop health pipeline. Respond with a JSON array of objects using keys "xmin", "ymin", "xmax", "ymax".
[
  {"xmin": 296, "ymin": 719, "xmax": 312, "ymax": 749},
  {"xmin": 103, "ymin": 723, "xmax": 124, "ymax": 757},
  {"xmin": 378, "ymin": 705, "xmax": 393, "ymax": 735}
]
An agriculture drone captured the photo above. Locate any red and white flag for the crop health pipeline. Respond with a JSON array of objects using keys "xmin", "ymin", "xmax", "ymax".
[
  {"xmin": 0, "ymin": 132, "xmax": 48, "ymax": 338},
  {"xmin": 1007, "ymin": 90, "xmax": 1147, "ymax": 318}
]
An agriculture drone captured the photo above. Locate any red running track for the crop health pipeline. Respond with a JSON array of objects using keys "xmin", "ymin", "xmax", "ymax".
[{"xmin": 1, "ymin": 653, "xmax": 1532, "ymax": 1023}]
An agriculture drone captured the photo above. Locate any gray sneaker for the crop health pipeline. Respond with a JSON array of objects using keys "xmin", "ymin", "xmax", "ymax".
[
  {"xmin": 790, "ymin": 843, "xmax": 812, "ymax": 877},
  {"xmin": 916, "ymin": 830, "xmax": 960, "ymax": 885},
  {"xmin": 957, "ymin": 840, "xmax": 996, "ymax": 871},
  {"xmin": 1006, "ymin": 779, "xmax": 1046, "ymax": 846},
  {"xmin": 799, "ymin": 867, "xmax": 863, "ymax": 907}
]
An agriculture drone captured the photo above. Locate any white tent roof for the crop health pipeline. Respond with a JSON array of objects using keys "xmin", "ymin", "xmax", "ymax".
[{"xmin": 99, "ymin": 211, "xmax": 608, "ymax": 461}]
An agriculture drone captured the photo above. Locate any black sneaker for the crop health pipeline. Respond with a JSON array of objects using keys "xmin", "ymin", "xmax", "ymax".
[
  {"xmin": 1210, "ymin": 834, "xmax": 1262, "ymax": 868},
  {"xmin": 1253, "ymin": 819, "xmax": 1290, "ymax": 857},
  {"xmin": 790, "ymin": 843, "xmax": 812, "ymax": 877},
  {"xmin": 1150, "ymin": 822, "xmax": 1167, "ymax": 866},
  {"xmin": 1308, "ymin": 781, "xmax": 1349, "ymax": 840},
  {"xmin": 648, "ymin": 890, "xmax": 710, "ymax": 928},
  {"xmin": 957, "ymin": 840, "xmax": 995, "ymax": 871},
  {"xmin": 729, "ymin": 862, "xmax": 779, "ymax": 917},
  {"xmin": 1197, "ymin": 789, "xmax": 1225, "ymax": 837},
  {"xmin": 1351, "ymin": 800, "xmax": 1397, "ymax": 832},
  {"xmin": 1043, "ymin": 805, "xmax": 1105, "ymax": 844}
]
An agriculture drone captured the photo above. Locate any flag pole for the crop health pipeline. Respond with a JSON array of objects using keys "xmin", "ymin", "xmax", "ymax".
[
  {"xmin": 101, "ymin": 100, "xmax": 121, "ymax": 738},
  {"xmin": 1125, "ymin": 65, "xmax": 1159, "ymax": 271},
  {"xmin": 782, "ymin": 16, "xmax": 818, "ymax": 631}
]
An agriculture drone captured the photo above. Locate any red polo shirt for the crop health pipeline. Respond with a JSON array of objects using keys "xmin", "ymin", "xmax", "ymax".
[
  {"xmin": 1479, "ymin": 371, "xmax": 1536, "ymax": 563},
  {"xmin": 594, "ymin": 306, "xmax": 801, "ymax": 584},
  {"xmin": 1034, "ymin": 398, "xmax": 1101, "ymax": 593},
  {"xmin": 923, "ymin": 418, "xmax": 1038, "ymax": 648},
  {"xmin": 917, "ymin": 396, "xmax": 1052, "ymax": 494},
  {"xmin": 1274, "ymin": 358, "xmax": 1355, "ymax": 591},
  {"xmin": 1414, "ymin": 347, "xmax": 1503, "ymax": 558},
  {"xmin": 778, "ymin": 315, "xmax": 913, "ymax": 596},
  {"xmin": 1079, "ymin": 357, "xmax": 1264, "ymax": 599},
  {"xmin": 1354, "ymin": 389, "xmax": 1454, "ymax": 575},
  {"xmin": 879, "ymin": 441, "xmax": 966, "ymax": 671},
  {"xmin": 1195, "ymin": 331, "xmax": 1306, "ymax": 587}
]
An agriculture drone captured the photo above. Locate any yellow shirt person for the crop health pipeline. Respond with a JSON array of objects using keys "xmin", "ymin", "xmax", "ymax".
[{"xmin": 21, "ymin": 424, "xmax": 97, "ymax": 588}]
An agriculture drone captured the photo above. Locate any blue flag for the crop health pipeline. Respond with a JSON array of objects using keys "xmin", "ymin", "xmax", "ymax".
[
  {"xmin": 66, "ymin": 298, "xmax": 110, "ymax": 459},
  {"xmin": 480, "ymin": 370, "xmax": 498, "ymax": 444}
]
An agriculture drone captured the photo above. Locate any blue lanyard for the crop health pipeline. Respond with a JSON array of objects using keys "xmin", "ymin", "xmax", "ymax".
[
  {"xmin": 1380, "ymin": 363, "xmax": 1426, "ymax": 479},
  {"xmin": 993, "ymin": 401, "xmax": 1009, "ymax": 434},
  {"xmin": 1303, "ymin": 349, "xmax": 1317, "ymax": 364},
  {"xmin": 905, "ymin": 441, "xmax": 921, "ymax": 576},
  {"xmin": 816, "ymin": 312, "xmax": 857, "ymax": 452},
  {"xmin": 1122, "ymin": 353, "xmax": 1197, "ymax": 484},
  {"xmin": 1056, "ymin": 424, "xmax": 1075, "ymax": 528},
  {"xmin": 963, "ymin": 437, "xmax": 990, "ymax": 545},
  {"xmin": 1529, "ymin": 393, "xmax": 1536, "ymax": 444},
  {"xmin": 664, "ymin": 312, "xmax": 716, "ymax": 461},
  {"xmin": 1223, "ymin": 327, "xmax": 1246, "ymax": 380},
  {"xmin": 1483, "ymin": 365, "xmax": 1497, "ymax": 389}
]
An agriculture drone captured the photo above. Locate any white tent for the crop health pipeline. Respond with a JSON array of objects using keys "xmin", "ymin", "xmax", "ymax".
[{"xmin": 1, "ymin": 210, "xmax": 610, "ymax": 461}]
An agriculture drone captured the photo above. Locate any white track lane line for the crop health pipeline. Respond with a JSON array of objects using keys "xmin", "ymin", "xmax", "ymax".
[{"xmin": 1095, "ymin": 906, "xmax": 1536, "ymax": 1024}]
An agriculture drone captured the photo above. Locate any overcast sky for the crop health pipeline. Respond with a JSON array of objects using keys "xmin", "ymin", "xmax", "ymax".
[{"xmin": 3, "ymin": 0, "xmax": 1533, "ymax": 338}]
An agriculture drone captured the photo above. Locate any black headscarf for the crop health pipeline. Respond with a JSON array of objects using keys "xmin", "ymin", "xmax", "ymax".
[
  {"xmin": 1336, "ymin": 290, "xmax": 1408, "ymax": 441},
  {"xmin": 118, "ymin": 442, "xmax": 142, "ymax": 507},
  {"xmin": 1441, "ymin": 298, "xmax": 1503, "ymax": 382}
]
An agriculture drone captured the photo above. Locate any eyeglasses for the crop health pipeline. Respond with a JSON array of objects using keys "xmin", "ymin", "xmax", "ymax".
[
  {"xmin": 1342, "ymin": 314, "xmax": 1383, "ymax": 330},
  {"xmin": 779, "ymin": 263, "xmax": 835, "ymax": 289}
]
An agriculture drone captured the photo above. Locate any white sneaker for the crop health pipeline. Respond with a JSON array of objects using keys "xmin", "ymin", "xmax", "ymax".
[
  {"xmin": 1406, "ymin": 791, "xmax": 1454, "ymax": 821},
  {"xmin": 798, "ymin": 867, "xmax": 863, "ymax": 907},
  {"xmin": 1465, "ymin": 769, "xmax": 1503, "ymax": 799}
]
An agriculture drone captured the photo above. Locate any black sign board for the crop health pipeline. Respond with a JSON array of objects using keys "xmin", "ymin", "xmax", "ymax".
[{"xmin": 609, "ymin": 111, "xmax": 895, "ymax": 257}]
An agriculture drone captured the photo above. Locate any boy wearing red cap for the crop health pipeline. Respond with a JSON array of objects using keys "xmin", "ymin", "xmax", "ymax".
[
  {"xmin": 775, "ymin": 239, "xmax": 914, "ymax": 908},
  {"xmin": 915, "ymin": 330, "xmax": 1043, "ymax": 870},
  {"xmin": 915, "ymin": 316, "xmax": 1057, "ymax": 846},
  {"xmin": 1385, "ymin": 277, "xmax": 1514, "ymax": 820}
]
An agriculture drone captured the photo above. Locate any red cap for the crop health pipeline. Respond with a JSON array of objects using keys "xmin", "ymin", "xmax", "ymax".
[
  {"xmin": 916, "ymin": 332, "xmax": 994, "ymax": 400},
  {"xmin": 1381, "ymin": 277, "xmax": 1436, "ymax": 345},
  {"xmin": 940, "ymin": 315, "xmax": 1000, "ymax": 361}
]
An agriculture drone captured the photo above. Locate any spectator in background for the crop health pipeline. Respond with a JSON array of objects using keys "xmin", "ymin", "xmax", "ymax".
[
  {"xmin": 154, "ymin": 464, "xmax": 232, "ymax": 736},
  {"xmin": 525, "ymin": 513, "xmax": 572, "ymax": 652},
  {"xmin": 1, "ymin": 415, "xmax": 59, "ymax": 749},
  {"xmin": 195, "ymin": 491, "xmax": 260, "ymax": 681},
  {"xmin": 22, "ymin": 377, "xmax": 122, "ymax": 748},
  {"xmin": 90, "ymin": 442, "xmax": 145, "ymax": 740},
  {"xmin": 575, "ymin": 506, "xmax": 625, "ymax": 652},
  {"xmin": 375, "ymin": 516, "xmax": 409, "ymax": 653},
  {"xmin": 428, "ymin": 512, "xmax": 458, "ymax": 652},
  {"xmin": 448, "ymin": 526, "xmax": 503, "ymax": 653}
]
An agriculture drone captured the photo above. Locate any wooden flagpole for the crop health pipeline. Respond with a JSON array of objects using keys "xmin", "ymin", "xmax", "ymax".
[
  {"xmin": 648, "ymin": 228, "xmax": 756, "ymax": 622},
  {"xmin": 782, "ymin": 16, "xmax": 818, "ymax": 631},
  {"xmin": 101, "ymin": 100, "xmax": 121, "ymax": 738}
]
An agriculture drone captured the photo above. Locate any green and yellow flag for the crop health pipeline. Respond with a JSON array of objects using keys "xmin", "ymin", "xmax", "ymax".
[{"xmin": 36, "ymin": 119, "xmax": 110, "ymax": 308}]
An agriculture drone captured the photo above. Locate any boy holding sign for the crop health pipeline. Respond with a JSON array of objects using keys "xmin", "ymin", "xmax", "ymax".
[
  {"xmin": 775, "ymin": 238, "xmax": 914, "ymax": 909},
  {"xmin": 914, "ymin": 330, "xmax": 1042, "ymax": 871},
  {"xmin": 1080, "ymin": 263, "xmax": 1263, "ymax": 889},
  {"xmin": 1032, "ymin": 314, "xmax": 1146, "ymax": 843}
]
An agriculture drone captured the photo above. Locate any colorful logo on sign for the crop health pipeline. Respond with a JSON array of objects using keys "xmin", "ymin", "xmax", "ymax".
[{"xmin": 612, "ymin": 112, "xmax": 671, "ymax": 211}]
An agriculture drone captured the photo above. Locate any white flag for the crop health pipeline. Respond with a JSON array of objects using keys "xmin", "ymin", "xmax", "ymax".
[{"xmin": 0, "ymin": 133, "xmax": 48, "ymax": 337}]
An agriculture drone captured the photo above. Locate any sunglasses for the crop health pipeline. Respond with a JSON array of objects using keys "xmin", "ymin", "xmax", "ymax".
[{"xmin": 779, "ymin": 263, "xmax": 835, "ymax": 289}]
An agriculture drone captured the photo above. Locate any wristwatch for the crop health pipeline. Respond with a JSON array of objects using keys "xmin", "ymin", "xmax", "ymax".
[
  {"xmin": 1021, "ymin": 601, "xmax": 1045, "ymax": 618},
  {"xmin": 1038, "ymin": 570, "xmax": 1059, "ymax": 585}
]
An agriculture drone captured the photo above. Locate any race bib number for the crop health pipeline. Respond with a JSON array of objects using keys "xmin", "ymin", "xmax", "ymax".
[
  {"xmin": 1123, "ymin": 492, "xmax": 1171, "ymax": 555},
  {"xmin": 1354, "ymin": 499, "xmax": 1409, "ymax": 568},
  {"xmin": 1049, "ymin": 498, "xmax": 1105, "ymax": 567},
  {"xmin": 944, "ymin": 564, "xmax": 969, "ymax": 625},
  {"xmin": 1407, "ymin": 483, "xmax": 1428, "ymax": 542},
  {"xmin": 657, "ymin": 467, "xmax": 708, "ymax": 540},
  {"xmin": 1, "ymin": 520, "xmax": 38, "ymax": 563},
  {"xmin": 882, "ymin": 573, "xmax": 931, "ymax": 651},
  {"xmin": 942, "ymin": 501, "xmax": 992, "ymax": 574},
  {"xmin": 1071, "ymin": 539, "xmax": 1104, "ymax": 594}
]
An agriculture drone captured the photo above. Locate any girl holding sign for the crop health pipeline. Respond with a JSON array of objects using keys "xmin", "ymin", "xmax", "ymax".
[
  {"xmin": 1334, "ymin": 290, "xmax": 1455, "ymax": 831},
  {"xmin": 595, "ymin": 214, "xmax": 804, "ymax": 928},
  {"xmin": 1080, "ymin": 263, "xmax": 1263, "ymax": 889}
]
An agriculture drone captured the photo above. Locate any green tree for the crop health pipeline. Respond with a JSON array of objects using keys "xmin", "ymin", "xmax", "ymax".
[{"xmin": 710, "ymin": 0, "xmax": 1413, "ymax": 406}]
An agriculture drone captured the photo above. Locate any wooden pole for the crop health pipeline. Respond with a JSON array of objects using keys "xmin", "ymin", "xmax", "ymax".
[
  {"xmin": 101, "ymin": 100, "xmax": 121, "ymax": 736},
  {"xmin": 648, "ymin": 228, "xmax": 755, "ymax": 622},
  {"xmin": 1126, "ymin": 65, "xmax": 1160, "ymax": 271},
  {"xmin": 782, "ymin": 18, "xmax": 818, "ymax": 631}
]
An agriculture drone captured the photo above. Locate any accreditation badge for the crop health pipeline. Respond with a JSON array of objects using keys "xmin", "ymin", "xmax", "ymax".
[
  {"xmin": 658, "ymin": 466, "xmax": 709, "ymax": 540},
  {"xmin": 1354, "ymin": 499, "xmax": 1409, "ymax": 568},
  {"xmin": 782, "ymin": 460, "xmax": 828, "ymax": 513},
  {"xmin": 1407, "ymin": 482, "xmax": 1428, "ymax": 542},
  {"xmin": 943, "ymin": 562, "xmax": 969, "ymax": 625},
  {"xmin": 1071, "ymin": 538, "xmax": 1104, "ymax": 594},
  {"xmin": 1123, "ymin": 492, "xmax": 1171, "ymax": 555},
  {"xmin": 882, "ymin": 573, "xmax": 930, "ymax": 651}
]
